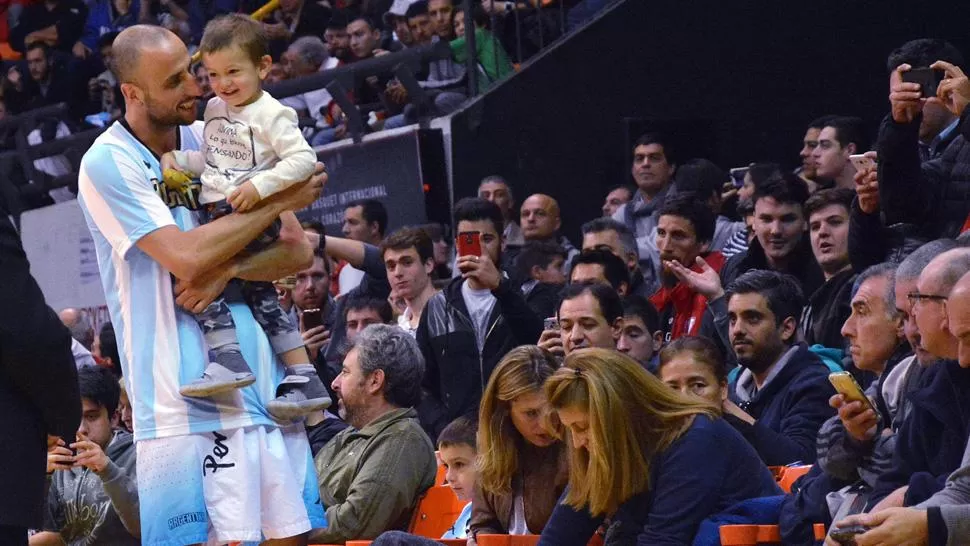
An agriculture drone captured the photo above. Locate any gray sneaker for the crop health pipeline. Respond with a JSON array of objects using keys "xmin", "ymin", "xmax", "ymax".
[
  {"xmin": 266, "ymin": 370, "xmax": 332, "ymax": 421},
  {"xmin": 180, "ymin": 352, "xmax": 256, "ymax": 398}
]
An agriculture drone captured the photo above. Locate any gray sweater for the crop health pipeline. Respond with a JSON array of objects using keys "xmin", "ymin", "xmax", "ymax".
[
  {"xmin": 42, "ymin": 431, "xmax": 140, "ymax": 545},
  {"xmin": 918, "ymin": 437, "xmax": 970, "ymax": 546}
]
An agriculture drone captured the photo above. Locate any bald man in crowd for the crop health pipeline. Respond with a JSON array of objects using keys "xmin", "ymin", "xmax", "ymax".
[
  {"xmin": 831, "ymin": 268, "xmax": 970, "ymax": 546},
  {"xmin": 58, "ymin": 308, "xmax": 97, "ymax": 368},
  {"xmin": 508, "ymin": 194, "xmax": 579, "ymax": 275},
  {"xmin": 76, "ymin": 25, "xmax": 326, "ymax": 546}
]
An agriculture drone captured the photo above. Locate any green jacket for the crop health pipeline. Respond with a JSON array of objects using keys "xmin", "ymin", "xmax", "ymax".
[
  {"xmin": 312, "ymin": 407, "xmax": 436, "ymax": 543},
  {"xmin": 451, "ymin": 27, "xmax": 515, "ymax": 93}
]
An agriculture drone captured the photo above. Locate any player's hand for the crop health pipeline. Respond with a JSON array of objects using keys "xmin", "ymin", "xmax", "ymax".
[
  {"xmin": 228, "ymin": 181, "xmax": 262, "ymax": 212},
  {"xmin": 47, "ymin": 437, "xmax": 74, "ymax": 473},
  {"xmin": 174, "ymin": 265, "xmax": 232, "ymax": 313},
  {"xmin": 72, "ymin": 433, "xmax": 109, "ymax": 473}
]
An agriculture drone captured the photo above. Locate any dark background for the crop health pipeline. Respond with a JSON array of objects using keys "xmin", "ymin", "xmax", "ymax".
[{"xmin": 448, "ymin": 0, "xmax": 970, "ymax": 239}]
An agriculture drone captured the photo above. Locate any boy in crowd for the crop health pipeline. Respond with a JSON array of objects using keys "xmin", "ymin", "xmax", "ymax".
[
  {"xmin": 34, "ymin": 367, "xmax": 139, "ymax": 545},
  {"xmin": 371, "ymin": 416, "xmax": 478, "ymax": 544}
]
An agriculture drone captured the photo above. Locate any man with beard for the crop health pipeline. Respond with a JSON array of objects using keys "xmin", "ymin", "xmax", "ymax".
[
  {"xmin": 76, "ymin": 25, "xmax": 327, "ymax": 546},
  {"xmin": 723, "ymin": 270, "xmax": 836, "ymax": 465},
  {"xmin": 416, "ymin": 198, "xmax": 543, "ymax": 439},
  {"xmin": 650, "ymin": 193, "xmax": 724, "ymax": 343},
  {"xmin": 311, "ymin": 325, "xmax": 436, "ymax": 543}
]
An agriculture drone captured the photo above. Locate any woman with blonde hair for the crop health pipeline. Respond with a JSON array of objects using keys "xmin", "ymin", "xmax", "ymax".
[
  {"xmin": 538, "ymin": 348, "xmax": 779, "ymax": 545},
  {"xmin": 470, "ymin": 345, "xmax": 569, "ymax": 542}
]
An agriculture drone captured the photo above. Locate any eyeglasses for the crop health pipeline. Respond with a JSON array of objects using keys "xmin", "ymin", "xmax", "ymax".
[{"xmin": 908, "ymin": 292, "xmax": 949, "ymax": 310}]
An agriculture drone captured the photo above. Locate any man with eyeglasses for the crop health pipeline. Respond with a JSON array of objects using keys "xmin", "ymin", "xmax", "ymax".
[{"xmin": 862, "ymin": 248, "xmax": 970, "ymax": 512}]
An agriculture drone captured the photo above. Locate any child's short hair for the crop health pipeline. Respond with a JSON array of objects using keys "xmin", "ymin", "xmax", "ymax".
[
  {"xmin": 437, "ymin": 416, "xmax": 478, "ymax": 450},
  {"xmin": 199, "ymin": 13, "xmax": 269, "ymax": 65}
]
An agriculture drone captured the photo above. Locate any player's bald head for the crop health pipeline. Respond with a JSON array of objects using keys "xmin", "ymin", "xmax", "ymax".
[{"xmin": 113, "ymin": 25, "xmax": 184, "ymax": 85}]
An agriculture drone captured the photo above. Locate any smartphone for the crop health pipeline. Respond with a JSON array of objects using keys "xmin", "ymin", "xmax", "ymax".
[
  {"xmin": 830, "ymin": 524, "xmax": 870, "ymax": 546},
  {"xmin": 729, "ymin": 167, "xmax": 750, "ymax": 189},
  {"xmin": 302, "ymin": 308, "xmax": 323, "ymax": 331},
  {"xmin": 543, "ymin": 317, "xmax": 560, "ymax": 331},
  {"xmin": 902, "ymin": 67, "xmax": 944, "ymax": 98},
  {"xmin": 849, "ymin": 154, "xmax": 876, "ymax": 172},
  {"xmin": 457, "ymin": 231, "xmax": 482, "ymax": 257},
  {"xmin": 829, "ymin": 371, "xmax": 875, "ymax": 413}
]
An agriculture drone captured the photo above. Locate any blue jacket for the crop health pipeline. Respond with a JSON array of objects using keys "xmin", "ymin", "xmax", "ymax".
[
  {"xmin": 868, "ymin": 359, "xmax": 970, "ymax": 507},
  {"xmin": 81, "ymin": 0, "xmax": 140, "ymax": 50},
  {"xmin": 537, "ymin": 415, "xmax": 781, "ymax": 546},
  {"xmin": 727, "ymin": 343, "xmax": 837, "ymax": 466}
]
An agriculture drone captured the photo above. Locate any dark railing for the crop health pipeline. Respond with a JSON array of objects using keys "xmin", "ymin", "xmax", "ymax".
[{"xmin": 1, "ymin": 0, "xmax": 580, "ymax": 220}]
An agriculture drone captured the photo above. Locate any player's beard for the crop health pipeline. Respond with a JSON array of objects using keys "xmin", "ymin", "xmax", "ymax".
[{"xmin": 145, "ymin": 94, "xmax": 197, "ymax": 127}]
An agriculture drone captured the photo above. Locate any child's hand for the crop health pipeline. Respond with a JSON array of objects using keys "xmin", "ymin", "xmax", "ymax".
[
  {"xmin": 160, "ymin": 152, "xmax": 180, "ymax": 173},
  {"xmin": 228, "ymin": 181, "xmax": 261, "ymax": 212}
]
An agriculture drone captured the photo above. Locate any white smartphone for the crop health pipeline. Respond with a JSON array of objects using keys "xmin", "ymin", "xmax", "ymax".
[{"xmin": 849, "ymin": 153, "xmax": 876, "ymax": 172}]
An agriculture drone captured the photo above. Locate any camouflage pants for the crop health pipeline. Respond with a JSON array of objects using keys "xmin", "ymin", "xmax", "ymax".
[
  {"xmin": 201, "ymin": 200, "xmax": 281, "ymax": 253},
  {"xmin": 191, "ymin": 200, "xmax": 301, "ymax": 358}
]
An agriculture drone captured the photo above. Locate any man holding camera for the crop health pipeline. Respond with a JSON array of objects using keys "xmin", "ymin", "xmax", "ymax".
[{"xmin": 877, "ymin": 47, "xmax": 970, "ymax": 241}]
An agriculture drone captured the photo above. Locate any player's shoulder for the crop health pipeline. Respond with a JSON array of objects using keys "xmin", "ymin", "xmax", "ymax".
[{"xmin": 81, "ymin": 124, "xmax": 144, "ymax": 170}]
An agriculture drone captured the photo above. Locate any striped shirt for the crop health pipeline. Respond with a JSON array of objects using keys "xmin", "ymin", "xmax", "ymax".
[{"xmin": 78, "ymin": 120, "xmax": 286, "ymax": 441}]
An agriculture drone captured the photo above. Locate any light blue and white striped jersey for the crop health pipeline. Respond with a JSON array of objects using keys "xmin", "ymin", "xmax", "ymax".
[{"xmin": 77, "ymin": 120, "xmax": 286, "ymax": 442}]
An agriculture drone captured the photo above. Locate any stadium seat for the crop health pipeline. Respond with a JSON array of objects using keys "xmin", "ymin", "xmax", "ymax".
[
  {"xmin": 778, "ymin": 465, "xmax": 812, "ymax": 494},
  {"xmin": 410, "ymin": 485, "xmax": 469, "ymax": 538},
  {"xmin": 477, "ymin": 535, "xmax": 541, "ymax": 546}
]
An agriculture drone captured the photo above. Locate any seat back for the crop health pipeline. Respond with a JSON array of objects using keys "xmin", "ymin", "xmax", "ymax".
[
  {"xmin": 778, "ymin": 465, "xmax": 812, "ymax": 493},
  {"xmin": 409, "ymin": 485, "xmax": 468, "ymax": 538}
]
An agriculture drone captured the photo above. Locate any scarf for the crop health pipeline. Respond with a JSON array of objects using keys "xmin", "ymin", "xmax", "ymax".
[{"xmin": 649, "ymin": 251, "xmax": 726, "ymax": 340}]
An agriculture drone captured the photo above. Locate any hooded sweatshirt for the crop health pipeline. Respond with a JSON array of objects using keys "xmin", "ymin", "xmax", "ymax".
[
  {"xmin": 727, "ymin": 343, "xmax": 836, "ymax": 466},
  {"xmin": 42, "ymin": 430, "xmax": 139, "ymax": 545}
]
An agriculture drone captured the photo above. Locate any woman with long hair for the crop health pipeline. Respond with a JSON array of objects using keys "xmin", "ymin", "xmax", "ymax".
[
  {"xmin": 538, "ymin": 348, "xmax": 779, "ymax": 545},
  {"xmin": 470, "ymin": 345, "xmax": 568, "ymax": 541}
]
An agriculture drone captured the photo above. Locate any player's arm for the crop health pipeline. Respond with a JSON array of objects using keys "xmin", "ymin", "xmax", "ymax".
[{"xmin": 138, "ymin": 167, "xmax": 325, "ymax": 282}]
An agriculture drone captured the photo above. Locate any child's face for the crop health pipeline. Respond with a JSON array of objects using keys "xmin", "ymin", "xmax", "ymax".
[
  {"xmin": 202, "ymin": 46, "xmax": 271, "ymax": 108},
  {"xmin": 438, "ymin": 444, "xmax": 477, "ymax": 502}
]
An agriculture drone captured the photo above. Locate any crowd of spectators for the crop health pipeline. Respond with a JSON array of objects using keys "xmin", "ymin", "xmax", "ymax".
[{"xmin": 16, "ymin": 21, "xmax": 970, "ymax": 546}]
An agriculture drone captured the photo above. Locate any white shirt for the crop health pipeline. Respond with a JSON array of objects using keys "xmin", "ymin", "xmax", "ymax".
[
  {"xmin": 280, "ymin": 57, "xmax": 339, "ymax": 126},
  {"xmin": 173, "ymin": 92, "xmax": 316, "ymax": 204},
  {"xmin": 397, "ymin": 307, "xmax": 417, "ymax": 338},
  {"xmin": 461, "ymin": 282, "xmax": 496, "ymax": 351}
]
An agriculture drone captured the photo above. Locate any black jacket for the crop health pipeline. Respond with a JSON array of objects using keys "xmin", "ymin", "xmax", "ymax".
[
  {"xmin": 720, "ymin": 236, "xmax": 825, "ymax": 298},
  {"xmin": 801, "ymin": 269, "xmax": 855, "ymax": 351},
  {"xmin": 416, "ymin": 277, "xmax": 543, "ymax": 439},
  {"xmin": 0, "ymin": 212, "xmax": 81, "ymax": 528},
  {"xmin": 523, "ymin": 281, "xmax": 561, "ymax": 321},
  {"xmin": 877, "ymin": 109, "xmax": 970, "ymax": 240},
  {"xmin": 9, "ymin": 0, "xmax": 87, "ymax": 53},
  {"xmin": 868, "ymin": 359, "xmax": 970, "ymax": 508},
  {"xmin": 726, "ymin": 343, "xmax": 836, "ymax": 466},
  {"xmin": 848, "ymin": 198, "xmax": 927, "ymax": 273}
]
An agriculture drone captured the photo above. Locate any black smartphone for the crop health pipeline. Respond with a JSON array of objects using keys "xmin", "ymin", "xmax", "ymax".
[
  {"xmin": 902, "ymin": 67, "xmax": 944, "ymax": 99},
  {"xmin": 830, "ymin": 525, "xmax": 870, "ymax": 546},
  {"xmin": 302, "ymin": 308, "xmax": 323, "ymax": 331}
]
